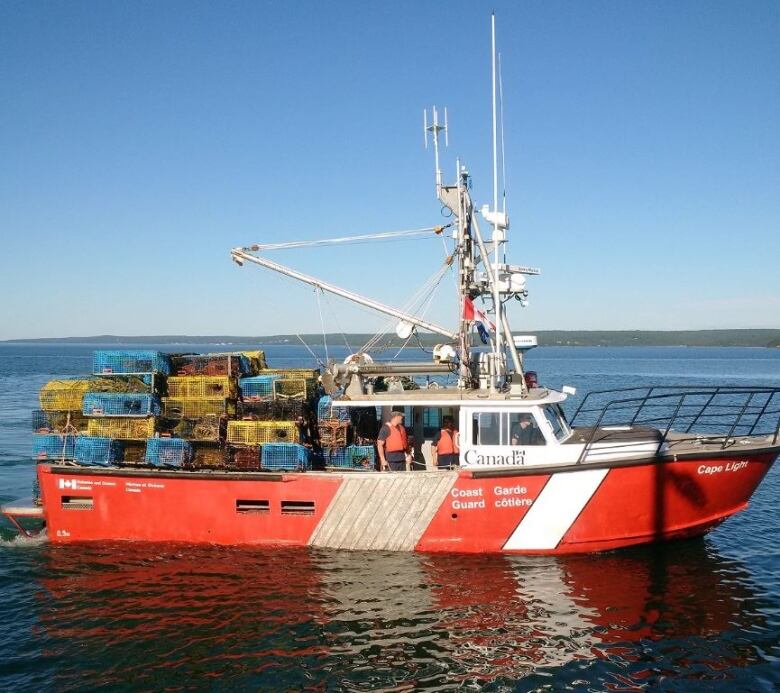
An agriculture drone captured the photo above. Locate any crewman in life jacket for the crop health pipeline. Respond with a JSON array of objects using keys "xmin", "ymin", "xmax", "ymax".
[
  {"xmin": 377, "ymin": 410, "xmax": 411, "ymax": 471},
  {"xmin": 432, "ymin": 415, "xmax": 460, "ymax": 469}
]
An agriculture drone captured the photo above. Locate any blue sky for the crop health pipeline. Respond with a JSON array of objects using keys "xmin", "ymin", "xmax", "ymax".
[{"xmin": 1, "ymin": 1, "xmax": 778, "ymax": 340}]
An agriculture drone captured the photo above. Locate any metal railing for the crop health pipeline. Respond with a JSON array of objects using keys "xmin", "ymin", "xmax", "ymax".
[{"xmin": 568, "ymin": 386, "xmax": 780, "ymax": 464}]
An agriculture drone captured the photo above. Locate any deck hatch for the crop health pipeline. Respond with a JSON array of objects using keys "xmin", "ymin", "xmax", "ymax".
[
  {"xmin": 61, "ymin": 495, "xmax": 93, "ymax": 510},
  {"xmin": 236, "ymin": 499, "xmax": 270, "ymax": 514},
  {"xmin": 281, "ymin": 500, "xmax": 315, "ymax": 515}
]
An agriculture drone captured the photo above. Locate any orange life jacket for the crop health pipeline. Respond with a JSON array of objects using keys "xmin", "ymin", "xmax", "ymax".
[
  {"xmin": 385, "ymin": 423, "xmax": 408, "ymax": 453},
  {"xmin": 437, "ymin": 428, "xmax": 459, "ymax": 455}
]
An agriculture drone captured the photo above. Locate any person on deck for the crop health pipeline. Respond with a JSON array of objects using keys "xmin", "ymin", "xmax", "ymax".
[
  {"xmin": 377, "ymin": 410, "xmax": 411, "ymax": 471},
  {"xmin": 511, "ymin": 413, "xmax": 545, "ymax": 446},
  {"xmin": 432, "ymin": 415, "xmax": 460, "ymax": 469},
  {"xmin": 295, "ymin": 415, "xmax": 311, "ymax": 446}
]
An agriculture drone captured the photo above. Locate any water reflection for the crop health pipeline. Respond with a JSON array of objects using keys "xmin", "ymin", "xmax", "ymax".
[{"xmin": 31, "ymin": 541, "xmax": 774, "ymax": 690}]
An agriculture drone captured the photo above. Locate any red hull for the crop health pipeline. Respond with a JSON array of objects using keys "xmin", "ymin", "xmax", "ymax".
[{"xmin": 37, "ymin": 452, "xmax": 776, "ymax": 554}]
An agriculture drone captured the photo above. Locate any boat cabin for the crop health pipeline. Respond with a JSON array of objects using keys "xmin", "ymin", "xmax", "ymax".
[{"xmin": 335, "ymin": 388, "xmax": 580, "ymax": 470}]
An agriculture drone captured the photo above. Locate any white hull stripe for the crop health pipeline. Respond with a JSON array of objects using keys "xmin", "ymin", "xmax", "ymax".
[{"xmin": 503, "ymin": 468, "xmax": 609, "ymax": 551}]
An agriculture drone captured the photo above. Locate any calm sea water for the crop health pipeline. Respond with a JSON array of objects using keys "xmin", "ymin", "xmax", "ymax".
[{"xmin": 1, "ymin": 344, "xmax": 779, "ymax": 691}]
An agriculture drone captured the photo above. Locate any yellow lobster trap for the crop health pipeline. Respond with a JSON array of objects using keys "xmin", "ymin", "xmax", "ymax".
[
  {"xmin": 161, "ymin": 397, "xmax": 235, "ymax": 419},
  {"xmin": 192, "ymin": 445, "xmax": 227, "ymax": 468},
  {"xmin": 263, "ymin": 368, "xmax": 319, "ymax": 380},
  {"xmin": 159, "ymin": 415, "xmax": 223, "ymax": 442},
  {"xmin": 227, "ymin": 420, "xmax": 299, "ymax": 446},
  {"xmin": 167, "ymin": 376, "xmax": 237, "ymax": 398},
  {"xmin": 87, "ymin": 417, "xmax": 156, "ymax": 440},
  {"xmin": 33, "ymin": 410, "xmax": 88, "ymax": 434},
  {"xmin": 39, "ymin": 380, "xmax": 92, "ymax": 411},
  {"xmin": 273, "ymin": 378, "xmax": 314, "ymax": 400},
  {"xmin": 240, "ymin": 350, "xmax": 267, "ymax": 374}
]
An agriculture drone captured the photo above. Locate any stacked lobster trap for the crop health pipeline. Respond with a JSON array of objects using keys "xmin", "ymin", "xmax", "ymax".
[
  {"xmin": 315, "ymin": 395, "xmax": 379, "ymax": 471},
  {"xmin": 226, "ymin": 368, "xmax": 320, "ymax": 471},
  {"xmin": 33, "ymin": 351, "xmax": 169, "ymax": 466},
  {"xmin": 31, "ymin": 348, "xmax": 331, "ymax": 473}
]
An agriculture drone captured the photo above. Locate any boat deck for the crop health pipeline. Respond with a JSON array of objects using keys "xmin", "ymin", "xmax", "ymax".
[
  {"xmin": 336, "ymin": 387, "xmax": 564, "ymax": 405},
  {"xmin": 663, "ymin": 431, "xmax": 780, "ymax": 457},
  {"xmin": 0, "ymin": 499, "xmax": 45, "ymax": 537},
  {"xmin": 0, "ymin": 500, "xmax": 43, "ymax": 517}
]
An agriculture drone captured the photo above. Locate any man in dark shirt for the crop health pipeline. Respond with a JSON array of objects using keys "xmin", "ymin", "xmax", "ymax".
[{"xmin": 511, "ymin": 414, "xmax": 545, "ymax": 446}]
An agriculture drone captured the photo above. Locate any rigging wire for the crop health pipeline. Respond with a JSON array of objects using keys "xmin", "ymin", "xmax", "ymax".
[
  {"xmin": 360, "ymin": 260, "xmax": 452, "ymax": 355},
  {"xmin": 445, "ymin": 230, "xmax": 461, "ymax": 313},
  {"xmin": 243, "ymin": 266, "xmax": 338, "ymax": 365},
  {"xmin": 321, "ymin": 291, "xmax": 353, "ymax": 353},
  {"xmin": 361, "ymin": 279, "xmax": 432, "ymax": 353},
  {"xmin": 392, "ymin": 264, "xmax": 448, "ymax": 358},
  {"xmin": 362, "ymin": 249, "xmax": 455, "ymax": 357},
  {"xmin": 413, "ymin": 331, "xmax": 433, "ymax": 355},
  {"xmin": 294, "ymin": 333, "xmax": 326, "ymax": 368},
  {"xmin": 315, "ymin": 287, "xmax": 329, "ymax": 364},
  {"xmin": 244, "ymin": 225, "xmax": 458, "ymax": 360},
  {"xmin": 246, "ymin": 225, "xmax": 451, "ymax": 252},
  {"xmin": 382, "ymin": 240, "xmax": 454, "ymax": 351}
]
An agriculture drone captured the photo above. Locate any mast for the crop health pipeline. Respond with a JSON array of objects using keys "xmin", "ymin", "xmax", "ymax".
[
  {"xmin": 233, "ymin": 17, "xmax": 535, "ymax": 395},
  {"xmin": 455, "ymin": 158, "xmax": 468, "ymax": 385},
  {"xmin": 491, "ymin": 13, "xmax": 503, "ymax": 383},
  {"xmin": 426, "ymin": 106, "xmax": 474, "ymax": 389}
]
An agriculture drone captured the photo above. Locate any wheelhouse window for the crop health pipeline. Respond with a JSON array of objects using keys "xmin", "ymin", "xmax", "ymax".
[
  {"xmin": 472, "ymin": 411, "xmax": 503, "ymax": 445},
  {"xmin": 472, "ymin": 411, "xmax": 547, "ymax": 446},
  {"xmin": 508, "ymin": 412, "xmax": 545, "ymax": 446},
  {"xmin": 422, "ymin": 408, "xmax": 442, "ymax": 437},
  {"xmin": 542, "ymin": 405, "xmax": 570, "ymax": 442}
]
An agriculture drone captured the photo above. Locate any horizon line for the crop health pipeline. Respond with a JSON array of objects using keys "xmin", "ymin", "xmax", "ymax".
[{"xmin": 3, "ymin": 327, "xmax": 780, "ymax": 345}]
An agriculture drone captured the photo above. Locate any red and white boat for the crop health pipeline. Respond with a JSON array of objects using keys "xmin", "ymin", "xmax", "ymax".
[{"xmin": 4, "ymin": 18, "xmax": 779, "ymax": 553}]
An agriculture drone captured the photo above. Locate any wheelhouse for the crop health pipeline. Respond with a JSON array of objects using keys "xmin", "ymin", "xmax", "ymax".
[{"xmin": 335, "ymin": 389, "xmax": 576, "ymax": 469}]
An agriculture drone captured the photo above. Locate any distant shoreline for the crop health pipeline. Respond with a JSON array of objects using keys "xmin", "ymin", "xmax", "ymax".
[{"xmin": 3, "ymin": 330, "xmax": 779, "ymax": 349}]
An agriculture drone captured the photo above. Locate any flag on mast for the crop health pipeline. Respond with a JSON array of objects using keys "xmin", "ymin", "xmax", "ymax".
[
  {"xmin": 476, "ymin": 323, "xmax": 490, "ymax": 345},
  {"xmin": 463, "ymin": 296, "xmax": 476, "ymax": 321},
  {"xmin": 463, "ymin": 297, "xmax": 495, "ymax": 344}
]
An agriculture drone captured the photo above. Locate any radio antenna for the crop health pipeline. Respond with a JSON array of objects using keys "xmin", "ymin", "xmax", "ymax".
[
  {"xmin": 424, "ymin": 105, "xmax": 448, "ymax": 197},
  {"xmin": 490, "ymin": 13, "xmax": 503, "ymax": 375},
  {"xmin": 499, "ymin": 52, "xmax": 507, "ymax": 218}
]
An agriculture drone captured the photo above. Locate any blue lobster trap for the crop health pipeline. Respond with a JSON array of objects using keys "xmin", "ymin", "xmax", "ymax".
[
  {"xmin": 325, "ymin": 445, "xmax": 376, "ymax": 470},
  {"xmin": 93, "ymin": 350, "xmax": 172, "ymax": 376},
  {"xmin": 239, "ymin": 375, "xmax": 281, "ymax": 399},
  {"xmin": 82, "ymin": 393, "xmax": 161, "ymax": 417},
  {"xmin": 74, "ymin": 437, "xmax": 124, "ymax": 466},
  {"xmin": 32, "ymin": 434, "xmax": 76, "ymax": 461},
  {"xmin": 145, "ymin": 438, "xmax": 194, "ymax": 468},
  {"xmin": 317, "ymin": 395, "xmax": 350, "ymax": 422},
  {"xmin": 260, "ymin": 443, "xmax": 310, "ymax": 471}
]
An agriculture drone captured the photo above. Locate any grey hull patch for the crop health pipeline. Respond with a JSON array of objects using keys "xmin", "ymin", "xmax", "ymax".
[{"xmin": 308, "ymin": 471, "xmax": 457, "ymax": 551}]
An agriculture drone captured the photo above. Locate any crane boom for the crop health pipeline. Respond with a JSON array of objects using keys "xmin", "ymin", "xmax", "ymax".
[{"xmin": 230, "ymin": 248, "xmax": 459, "ymax": 341}]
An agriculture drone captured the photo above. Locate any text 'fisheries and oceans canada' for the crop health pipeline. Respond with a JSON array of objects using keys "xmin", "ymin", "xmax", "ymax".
[{"xmin": 450, "ymin": 485, "xmax": 534, "ymax": 510}]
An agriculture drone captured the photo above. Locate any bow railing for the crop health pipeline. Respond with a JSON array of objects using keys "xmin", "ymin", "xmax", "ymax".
[{"xmin": 568, "ymin": 386, "xmax": 780, "ymax": 464}]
